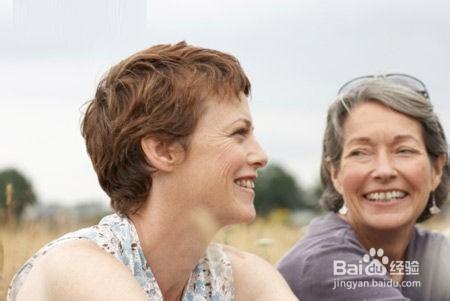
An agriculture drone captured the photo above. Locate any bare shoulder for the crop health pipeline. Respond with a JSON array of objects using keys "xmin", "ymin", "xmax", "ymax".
[
  {"xmin": 222, "ymin": 245, "xmax": 298, "ymax": 301},
  {"xmin": 16, "ymin": 239, "xmax": 147, "ymax": 301}
]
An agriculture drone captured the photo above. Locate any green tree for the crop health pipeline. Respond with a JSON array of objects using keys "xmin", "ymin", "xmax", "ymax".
[
  {"xmin": 0, "ymin": 168, "xmax": 37, "ymax": 220},
  {"xmin": 302, "ymin": 179, "xmax": 324, "ymax": 211},
  {"xmin": 254, "ymin": 164, "xmax": 307, "ymax": 215}
]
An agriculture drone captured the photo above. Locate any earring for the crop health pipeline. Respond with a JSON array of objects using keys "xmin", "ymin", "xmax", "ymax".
[
  {"xmin": 429, "ymin": 193, "xmax": 441, "ymax": 215},
  {"xmin": 339, "ymin": 203, "xmax": 348, "ymax": 215}
]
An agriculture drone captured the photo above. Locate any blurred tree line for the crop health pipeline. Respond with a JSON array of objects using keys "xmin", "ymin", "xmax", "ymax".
[{"xmin": 254, "ymin": 164, "xmax": 322, "ymax": 215}]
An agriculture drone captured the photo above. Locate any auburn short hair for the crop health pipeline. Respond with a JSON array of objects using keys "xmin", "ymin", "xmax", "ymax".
[{"xmin": 81, "ymin": 42, "xmax": 251, "ymax": 215}]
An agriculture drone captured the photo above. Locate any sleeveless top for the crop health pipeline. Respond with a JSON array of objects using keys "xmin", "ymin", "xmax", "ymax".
[{"xmin": 8, "ymin": 214, "xmax": 235, "ymax": 301}]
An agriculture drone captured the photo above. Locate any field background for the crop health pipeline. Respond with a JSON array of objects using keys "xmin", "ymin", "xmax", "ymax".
[{"xmin": 1, "ymin": 212, "xmax": 449, "ymax": 300}]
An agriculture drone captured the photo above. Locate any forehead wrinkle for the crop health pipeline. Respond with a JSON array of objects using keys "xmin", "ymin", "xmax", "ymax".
[{"xmin": 345, "ymin": 133, "xmax": 423, "ymax": 149}]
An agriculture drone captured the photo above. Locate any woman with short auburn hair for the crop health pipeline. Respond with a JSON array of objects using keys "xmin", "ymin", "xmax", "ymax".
[{"xmin": 8, "ymin": 42, "xmax": 297, "ymax": 301}]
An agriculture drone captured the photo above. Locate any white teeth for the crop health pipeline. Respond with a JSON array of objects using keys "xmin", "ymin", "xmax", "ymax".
[
  {"xmin": 235, "ymin": 179, "xmax": 254, "ymax": 189},
  {"xmin": 366, "ymin": 190, "xmax": 406, "ymax": 202}
]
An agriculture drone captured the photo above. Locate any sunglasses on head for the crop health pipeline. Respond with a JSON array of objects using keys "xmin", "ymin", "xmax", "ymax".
[{"xmin": 337, "ymin": 73, "xmax": 429, "ymax": 100}]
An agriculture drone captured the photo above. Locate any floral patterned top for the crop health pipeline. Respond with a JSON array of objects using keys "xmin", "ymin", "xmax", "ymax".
[{"xmin": 8, "ymin": 214, "xmax": 235, "ymax": 301}]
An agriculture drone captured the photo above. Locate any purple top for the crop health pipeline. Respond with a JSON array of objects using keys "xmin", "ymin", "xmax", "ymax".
[{"xmin": 278, "ymin": 213, "xmax": 450, "ymax": 301}]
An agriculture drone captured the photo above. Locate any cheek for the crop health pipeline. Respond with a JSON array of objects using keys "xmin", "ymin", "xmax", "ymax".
[
  {"xmin": 398, "ymin": 160, "xmax": 435, "ymax": 191},
  {"xmin": 216, "ymin": 144, "xmax": 245, "ymax": 179},
  {"xmin": 338, "ymin": 164, "xmax": 367, "ymax": 195}
]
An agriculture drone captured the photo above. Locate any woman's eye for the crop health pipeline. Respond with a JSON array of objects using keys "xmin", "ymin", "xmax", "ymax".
[
  {"xmin": 232, "ymin": 128, "xmax": 249, "ymax": 137},
  {"xmin": 349, "ymin": 150, "xmax": 366, "ymax": 157},
  {"xmin": 397, "ymin": 148, "xmax": 416, "ymax": 154}
]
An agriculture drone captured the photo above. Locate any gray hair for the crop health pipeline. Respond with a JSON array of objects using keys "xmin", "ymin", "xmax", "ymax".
[{"xmin": 320, "ymin": 79, "xmax": 449, "ymax": 222}]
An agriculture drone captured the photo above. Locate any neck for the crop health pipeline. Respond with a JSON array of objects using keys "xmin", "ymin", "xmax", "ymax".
[
  {"xmin": 128, "ymin": 187, "xmax": 220, "ymax": 301},
  {"xmin": 341, "ymin": 214, "xmax": 415, "ymax": 262}
]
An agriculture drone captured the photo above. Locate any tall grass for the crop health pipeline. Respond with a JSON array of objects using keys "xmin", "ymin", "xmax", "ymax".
[{"xmin": 0, "ymin": 220, "xmax": 81, "ymax": 299}]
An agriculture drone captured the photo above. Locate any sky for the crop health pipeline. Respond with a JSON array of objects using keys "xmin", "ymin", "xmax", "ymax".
[{"xmin": 1, "ymin": 0, "xmax": 450, "ymax": 205}]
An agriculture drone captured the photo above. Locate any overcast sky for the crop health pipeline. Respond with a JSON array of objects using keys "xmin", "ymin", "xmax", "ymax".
[{"xmin": 1, "ymin": 0, "xmax": 450, "ymax": 205}]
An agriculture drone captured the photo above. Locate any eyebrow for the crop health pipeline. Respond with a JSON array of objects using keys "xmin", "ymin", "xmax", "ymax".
[
  {"xmin": 346, "ymin": 137, "xmax": 371, "ymax": 146},
  {"xmin": 346, "ymin": 134, "xmax": 422, "ymax": 146},
  {"xmin": 392, "ymin": 135, "xmax": 422, "ymax": 144}
]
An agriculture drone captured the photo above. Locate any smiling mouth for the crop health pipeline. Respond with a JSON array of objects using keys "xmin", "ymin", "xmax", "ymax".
[
  {"xmin": 234, "ymin": 179, "xmax": 255, "ymax": 189},
  {"xmin": 364, "ymin": 190, "xmax": 408, "ymax": 203}
]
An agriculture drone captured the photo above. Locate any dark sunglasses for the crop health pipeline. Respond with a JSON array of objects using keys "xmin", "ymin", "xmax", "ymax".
[{"xmin": 337, "ymin": 73, "xmax": 429, "ymax": 100}]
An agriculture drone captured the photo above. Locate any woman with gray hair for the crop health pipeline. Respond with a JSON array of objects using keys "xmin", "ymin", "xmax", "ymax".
[{"xmin": 278, "ymin": 74, "xmax": 450, "ymax": 300}]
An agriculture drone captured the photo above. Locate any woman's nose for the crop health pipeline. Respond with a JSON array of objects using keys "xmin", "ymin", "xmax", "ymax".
[
  {"xmin": 372, "ymin": 152, "xmax": 397, "ymax": 182},
  {"xmin": 248, "ymin": 138, "xmax": 268, "ymax": 169}
]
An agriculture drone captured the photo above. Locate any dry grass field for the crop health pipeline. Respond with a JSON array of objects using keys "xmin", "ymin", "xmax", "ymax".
[
  {"xmin": 1, "ymin": 211, "xmax": 448, "ymax": 301},
  {"xmin": 0, "ymin": 211, "xmax": 304, "ymax": 300},
  {"xmin": 0, "ymin": 218, "xmax": 91, "ymax": 300}
]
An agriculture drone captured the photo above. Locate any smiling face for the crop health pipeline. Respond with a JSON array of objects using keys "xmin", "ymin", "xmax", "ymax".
[
  {"xmin": 175, "ymin": 94, "xmax": 268, "ymax": 225},
  {"xmin": 330, "ymin": 101, "xmax": 443, "ymax": 232}
]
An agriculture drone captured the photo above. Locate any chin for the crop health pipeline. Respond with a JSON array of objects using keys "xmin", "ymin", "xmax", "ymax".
[
  {"xmin": 223, "ymin": 204, "xmax": 256, "ymax": 226},
  {"xmin": 239, "ymin": 206, "xmax": 256, "ymax": 224},
  {"xmin": 226, "ymin": 192, "xmax": 257, "ymax": 224},
  {"xmin": 363, "ymin": 213, "xmax": 415, "ymax": 231}
]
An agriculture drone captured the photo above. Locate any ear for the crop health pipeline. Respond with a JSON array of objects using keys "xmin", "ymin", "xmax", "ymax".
[
  {"xmin": 431, "ymin": 153, "xmax": 447, "ymax": 190},
  {"xmin": 327, "ymin": 158, "xmax": 343, "ymax": 194},
  {"xmin": 140, "ymin": 137, "xmax": 185, "ymax": 172}
]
